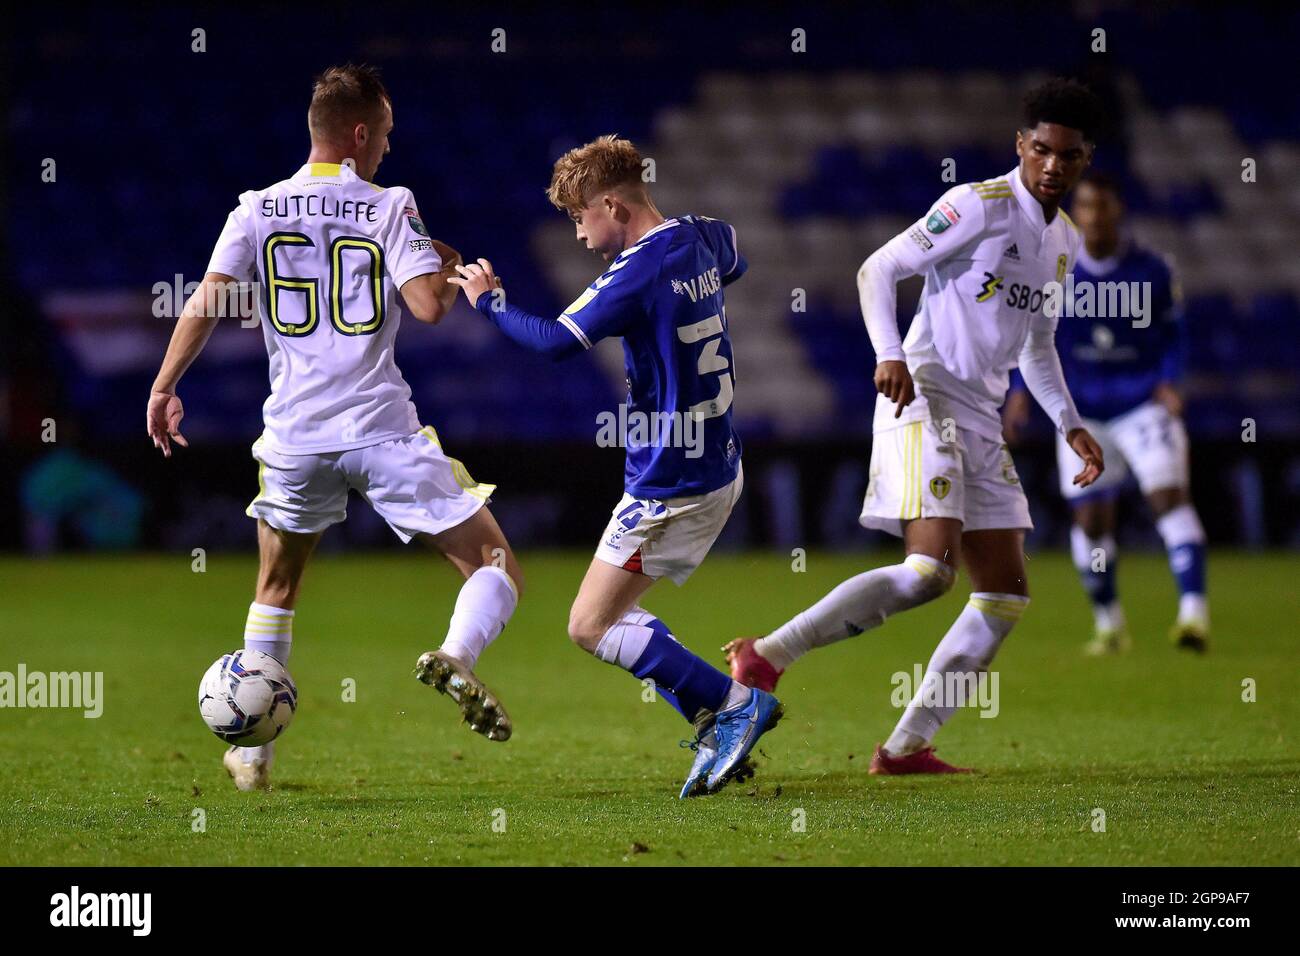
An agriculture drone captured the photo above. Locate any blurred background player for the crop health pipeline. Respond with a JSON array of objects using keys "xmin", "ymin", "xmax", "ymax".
[
  {"xmin": 727, "ymin": 79, "xmax": 1106, "ymax": 774},
  {"xmin": 449, "ymin": 135, "xmax": 781, "ymax": 797},
  {"xmin": 1004, "ymin": 170, "xmax": 1209, "ymax": 655},
  {"xmin": 146, "ymin": 65, "xmax": 524, "ymax": 790}
]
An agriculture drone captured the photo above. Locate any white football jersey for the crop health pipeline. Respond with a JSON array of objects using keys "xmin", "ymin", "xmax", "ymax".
[
  {"xmin": 207, "ymin": 162, "xmax": 442, "ymax": 454},
  {"xmin": 862, "ymin": 167, "xmax": 1081, "ymax": 441}
]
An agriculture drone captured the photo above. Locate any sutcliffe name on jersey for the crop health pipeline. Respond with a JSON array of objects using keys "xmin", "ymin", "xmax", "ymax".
[{"xmin": 260, "ymin": 195, "xmax": 380, "ymax": 223}]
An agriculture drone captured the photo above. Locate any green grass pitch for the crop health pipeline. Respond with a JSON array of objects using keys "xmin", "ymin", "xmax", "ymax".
[{"xmin": 0, "ymin": 550, "xmax": 1295, "ymax": 866}]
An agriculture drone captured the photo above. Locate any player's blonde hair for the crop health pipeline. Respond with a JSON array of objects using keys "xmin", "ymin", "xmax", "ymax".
[
  {"xmin": 546, "ymin": 135, "xmax": 648, "ymax": 213},
  {"xmin": 308, "ymin": 63, "xmax": 390, "ymax": 142}
]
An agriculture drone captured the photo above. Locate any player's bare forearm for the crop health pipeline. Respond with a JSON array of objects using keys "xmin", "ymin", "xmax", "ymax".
[
  {"xmin": 400, "ymin": 243, "xmax": 463, "ymax": 324},
  {"xmin": 431, "ymin": 240, "xmax": 462, "ymax": 271},
  {"xmin": 151, "ymin": 273, "xmax": 232, "ymax": 393},
  {"xmin": 430, "ymin": 241, "xmax": 463, "ymax": 316},
  {"xmin": 430, "ymin": 274, "xmax": 460, "ymax": 317}
]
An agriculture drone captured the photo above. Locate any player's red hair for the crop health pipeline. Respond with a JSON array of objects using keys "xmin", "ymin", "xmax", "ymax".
[{"xmin": 546, "ymin": 135, "xmax": 648, "ymax": 213}]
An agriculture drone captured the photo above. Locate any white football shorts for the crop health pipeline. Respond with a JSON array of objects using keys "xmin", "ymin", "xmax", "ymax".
[
  {"xmin": 246, "ymin": 425, "xmax": 494, "ymax": 542},
  {"xmin": 1056, "ymin": 399, "xmax": 1189, "ymax": 501},
  {"xmin": 861, "ymin": 410, "xmax": 1031, "ymax": 537},
  {"xmin": 594, "ymin": 465, "xmax": 743, "ymax": 586}
]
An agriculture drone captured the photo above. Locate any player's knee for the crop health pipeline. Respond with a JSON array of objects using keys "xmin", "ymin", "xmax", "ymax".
[
  {"xmin": 499, "ymin": 563, "xmax": 525, "ymax": 602},
  {"xmin": 924, "ymin": 567, "xmax": 957, "ymax": 600},
  {"xmin": 1074, "ymin": 510, "xmax": 1110, "ymax": 540},
  {"xmin": 902, "ymin": 554, "xmax": 957, "ymax": 604},
  {"xmin": 479, "ymin": 543, "xmax": 524, "ymax": 600},
  {"xmin": 1146, "ymin": 486, "xmax": 1188, "ymax": 518},
  {"xmin": 566, "ymin": 608, "xmax": 605, "ymax": 653}
]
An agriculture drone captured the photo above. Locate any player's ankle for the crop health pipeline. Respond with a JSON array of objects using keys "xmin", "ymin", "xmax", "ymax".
[{"xmin": 883, "ymin": 730, "xmax": 928, "ymax": 757}]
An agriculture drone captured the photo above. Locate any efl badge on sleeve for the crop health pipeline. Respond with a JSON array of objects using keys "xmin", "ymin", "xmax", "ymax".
[
  {"xmin": 405, "ymin": 207, "xmax": 429, "ymax": 237},
  {"xmin": 925, "ymin": 202, "xmax": 961, "ymax": 235}
]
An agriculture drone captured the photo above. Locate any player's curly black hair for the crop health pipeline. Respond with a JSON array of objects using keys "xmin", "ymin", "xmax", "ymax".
[{"xmin": 1021, "ymin": 77, "xmax": 1106, "ymax": 143}]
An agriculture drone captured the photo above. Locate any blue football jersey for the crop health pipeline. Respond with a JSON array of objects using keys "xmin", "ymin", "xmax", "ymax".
[
  {"xmin": 559, "ymin": 215, "xmax": 746, "ymax": 499},
  {"xmin": 1053, "ymin": 241, "xmax": 1183, "ymax": 421}
]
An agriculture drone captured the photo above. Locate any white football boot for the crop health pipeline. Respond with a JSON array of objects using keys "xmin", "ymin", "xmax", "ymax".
[
  {"xmin": 414, "ymin": 650, "xmax": 512, "ymax": 741},
  {"xmin": 223, "ymin": 743, "xmax": 274, "ymax": 791}
]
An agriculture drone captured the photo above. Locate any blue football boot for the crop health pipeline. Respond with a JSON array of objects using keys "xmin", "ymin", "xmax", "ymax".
[
  {"xmin": 705, "ymin": 688, "xmax": 783, "ymax": 792},
  {"xmin": 679, "ymin": 714, "xmax": 719, "ymax": 799}
]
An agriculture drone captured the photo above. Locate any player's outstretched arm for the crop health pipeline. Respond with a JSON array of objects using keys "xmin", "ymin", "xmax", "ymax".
[
  {"xmin": 1017, "ymin": 319, "xmax": 1103, "ymax": 485},
  {"xmin": 399, "ymin": 240, "xmax": 463, "ymax": 325},
  {"xmin": 449, "ymin": 259, "xmax": 587, "ymax": 361},
  {"xmin": 147, "ymin": 271, "xmax": 236, "ymax": 457}
]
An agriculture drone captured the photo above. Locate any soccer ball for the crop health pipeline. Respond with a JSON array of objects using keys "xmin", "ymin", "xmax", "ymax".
[{"xmin": 198, "ymin": 650, "xmax": 297, "ymax": 746}]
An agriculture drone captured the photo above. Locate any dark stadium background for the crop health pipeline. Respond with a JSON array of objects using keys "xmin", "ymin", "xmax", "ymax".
[{"xmin": 3, "ymin": 2, "xmax": 1298, "ymax": 555}]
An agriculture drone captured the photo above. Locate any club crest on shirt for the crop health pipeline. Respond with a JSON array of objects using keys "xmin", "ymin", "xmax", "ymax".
[
  {"xmin": 404, "ymin": 206, "xmax": 428, "ymax": 237},
  {"xmin": 929, "ymin": 476, "xmax": 952, "ymax": 499},
  {"xmin": 1056, "ymin": 253, "xmax": 1068, "ymax": 283}
]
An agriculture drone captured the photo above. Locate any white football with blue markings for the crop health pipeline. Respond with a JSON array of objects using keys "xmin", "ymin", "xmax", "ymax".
[{"xmin": 198, "ymin": 650, "xmax": 298, "ymax": 746}]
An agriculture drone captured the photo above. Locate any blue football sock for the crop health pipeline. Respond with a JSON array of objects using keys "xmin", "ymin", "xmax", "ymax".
[
  {"xmin": 631, "ymin": 622, "xmax": 731, "ymax": 724},
  {"xmin": 1167, "ymin": 541, "xmax": 1206, "ymax": 597},
  {"xmin": 1156, "ymin": 504, "xmax": 1208, "ymax": 602},
  {"xmin": 1070, "ymin": 526, "xmax": 1118, "ymax": 607},
  {"xmin": 654, "ymin": 686, "xmax": 687, "ymax": 720}
]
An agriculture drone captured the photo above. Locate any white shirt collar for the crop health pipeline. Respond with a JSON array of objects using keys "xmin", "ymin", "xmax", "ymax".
[
  {"xmin": 616, "ymin": 218, "xmax": 679, "ymax": 261},
  {"xmin": 1008, "ymin": 165, "xmax": 1051, "ymax": 232},
  {"xmin": 634, "ymin": 218, "xmax": 678, "ymax": 244},
  {"xmin": 293, "ymin": 161, "xmax": 361, "ymax": 182}
]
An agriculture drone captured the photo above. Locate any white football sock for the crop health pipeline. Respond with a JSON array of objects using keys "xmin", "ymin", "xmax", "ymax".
[
  {"xmin": 1179, "ymin": 593, "xmax": 1208, "ymax": 624},
  {"xmin": 1155, "ymin": 505, "xmax": 1209, "ymax": 625},
  {"xmin": 1069, "ymin": 526, "xmax": 1116, "ymax": 574},
  {"xmin": 754, "ymin": 554, "xmax": 955, "ymax": 670},
  {"xmin": 593, "ymin": 607, "xmax": 657, "ymax": 668},
  {"xmin": 235, "ymin": 741, "xmax": 274, "ymax": 767},
  {"xmin": 439, "ymin": 566, "xmax": 518, "ymax": 669},
  {"xmin": 241, "ymin": 604, "xmax": 294, "ymax": 764},
  {"xmin": 1094, "ymin": 600, "xmax": 1127, "ymax": 634},
  {"xmin": 244, "ymin": 602, "xmax": 294, "ymax": 665},
  {"xmin": 721, "ymin": 680, "xmax": 751, "ymax": 712},
  {"xmin": 1155, "ymin": 503, "xmax": 1205, "ymax": 550},
  {"xmin": 884, "ymin": 592, "xmax": 1028, "ymax": 756}
]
